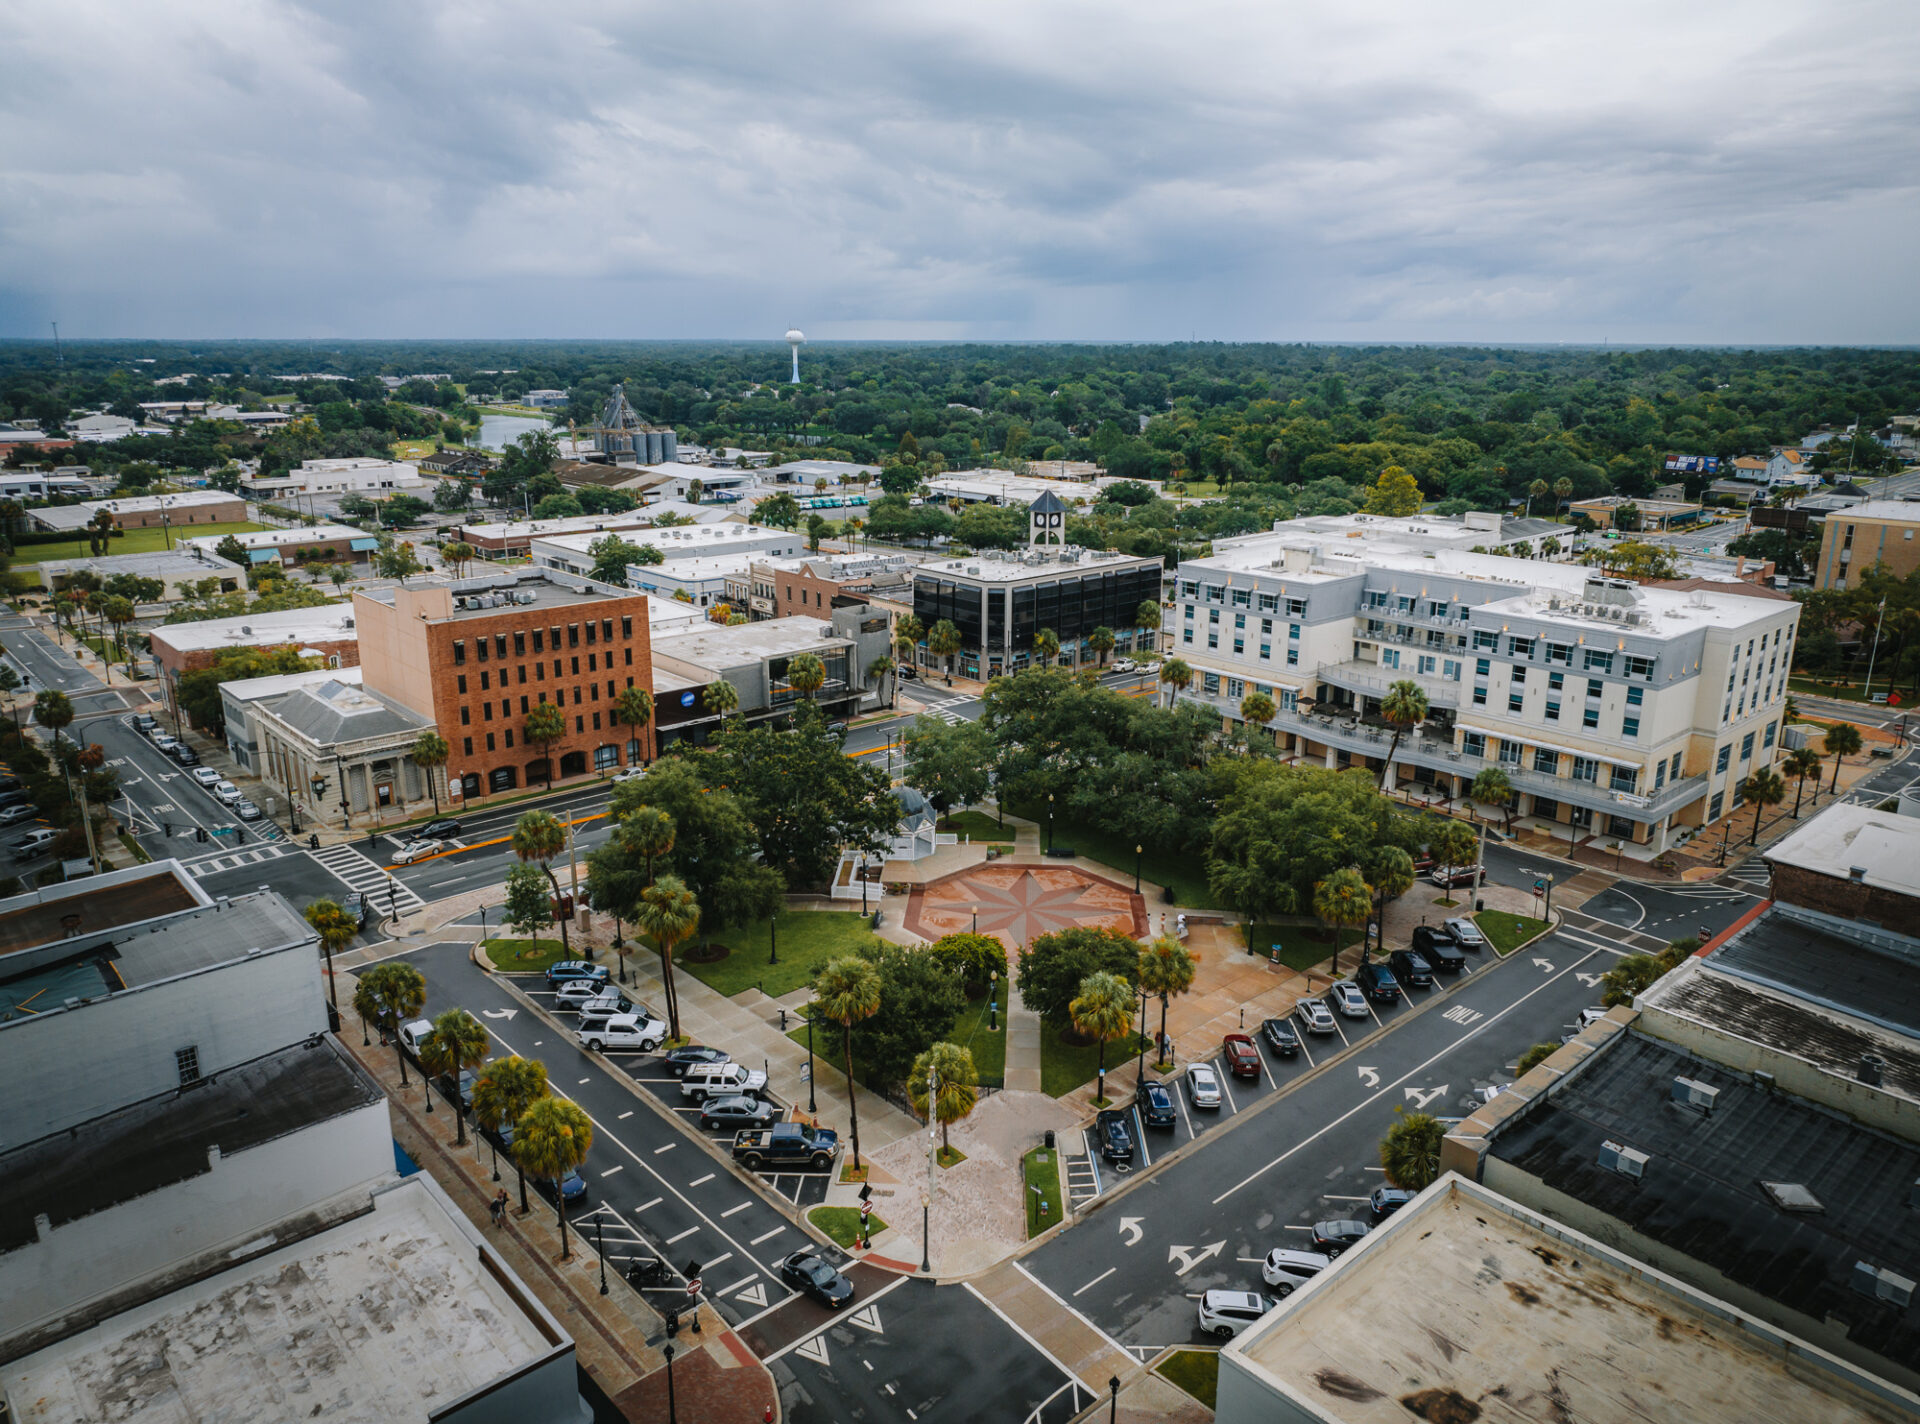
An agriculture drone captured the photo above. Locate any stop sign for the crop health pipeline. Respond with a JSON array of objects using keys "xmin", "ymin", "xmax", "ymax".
[{"xmin": 687, "ymin": 1279, "xmax": 702, "ymax": 1296}]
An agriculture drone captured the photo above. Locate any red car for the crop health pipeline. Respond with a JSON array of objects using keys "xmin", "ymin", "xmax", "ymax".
[{"xmin": 1221, "ymin": 1033, "xmax": 1262, "ymax": 1080}]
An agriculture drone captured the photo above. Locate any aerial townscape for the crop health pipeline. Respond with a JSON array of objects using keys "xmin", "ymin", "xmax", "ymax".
[{"xmin": 2, "ymin": 6, "xmax": 1918, "ymax": 1424}]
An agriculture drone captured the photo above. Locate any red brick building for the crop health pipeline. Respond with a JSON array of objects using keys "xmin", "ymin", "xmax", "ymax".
[{"xmin": 354, "ymin": 572, "xmax": 655, "ymax": 799}]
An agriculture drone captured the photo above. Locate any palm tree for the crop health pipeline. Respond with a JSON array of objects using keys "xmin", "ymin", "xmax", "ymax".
[
  {"xmin": 411, "ymin": 731, "xmax": 450, "ymax": 814},
  {"xmin": 1158, "ymin": 657, "xmax": 1192, "ymax": 709},
  {"xmin": 1431, "ymin": 819, "xmax": 1477, "ymax": 884},
  {"xmin": 1741, "ymin": 767, "xmax": 1786, "ymax": 846},
  {"xmin": 353, "ymin": 961, "xmax": 426, "ymax": 1086},
  {"xmin": 1087, "ymin": 625, "xmax": 1115, "ymax": 667},
  {"xmin": 928, "ymin": 619, "xmax": 962, "ymax": 678},
  {"xmin": 894, "ymin": 614, "xmax": 925, "ymax": 673},
  {"xmin": 303, "ymin": 898, "xmax": 358, "ymax": 1009},
  {"xmin": 418, "ymin": 1008, "xmax": 490, "ymax": 1146},
  {"xmin": 1239, "ymin": 690, "xmax": 1276, "ymax": 742},
  {"xmin": 1033, "ymin": 627, "xmax": 1060, "ymax": 669},
  {"xmin": 1135, "ymin": 598, "xmax": 1164, "ymax": 655},
  {"xmin": 701, "ymin": 678, "xmax": 739, "ymax": 725},
  {"xmin": 613, "ymin": 686, "xmax": 653, "ymax": 765},
  {"xmin": 1525, "ymin": 479, "xmax": 1549, "ymax": 518},
  {"xmin": 1377, "ymin": 679, "xmax": 1429, "ymax": 793},
  {"xmin": 511, "ymin": 810, "xmax": 573, "ymax": 957},
  {"xmin": 1366, "ymin": 846, "xmax": 1416, "ymax": 958},
  {"xmin": 1825, "ymin": 721, "xmax": 1863, "ymax": 792},
  {"xmin": 1070, "ymin": 971, "xmax": 1136, "ymax": 1108},
  {"xmin": 812, "ymin": 954, "xmax": 882, "ymax": 1171},
  {"xmin": 785, "ymin": 652, "xmax": 826, "ymax": 701},
  {"xmin": 0, "ymin": 666, "xmax": 24, "ymax": 732},
  {"xmin": 1468, "ymin": 766, "xmax": 1514, "ymax": 880},
  {"xmin": 908, "ymin": 1041, "xmax": 980, "ymax": 1156},
  {"xmin": 32, "ymin": 688, "xmax": 73, "ymax": 750},
  {"xmin": 867, "ymin": 654, "xmax": 897, "ymax": 708},
  {"xmin": 513, "ymin": 1096, "xmax": 594, "ymax": 1260},
  {"xmin": 1784, "ymin": 745, "xmax": 1823, "ymax": 817},
  {"xmin": 1136, "ymin": 936, "xmax": 1196, "ymax": 1070},
  {"xmin": 1552, "ymin": 476, "xmax": 1574, "ymax": 513},
  {"xmin": 1379, "ymin": 1111, "xmax": 1445, "ymax": 1189},
  {"xmin": 1313, "ymin": 867, "xmax": 1372, "ymax": 977},
  {"xmin": 636, "ymin": 874, "xmax": 699, "ymax": 1042},
  {"xmin": 523, "ymin": 701, "xmax": 567, "ymax": 788},
  {"xmin": 472, "ymin": 1055, "xmax": 549, "ymax": 1212}
]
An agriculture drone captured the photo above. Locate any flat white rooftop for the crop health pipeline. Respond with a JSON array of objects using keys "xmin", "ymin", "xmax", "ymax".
[
  {"xmin": 1819, "ymin": 500, "xmax": 1920, "ymax": 524},
  {"xmin": 533, "ymin": 523, "xmax": 798, "ymax": 556},
  {"xmin": 0, "ymin": 1176, "xmax": 570, "ymax": 1424},
  {"xmin": 1762, "ymin": 803, "xmax": 1920, "ymax": 895},
  {"xmin": 1223, "ymin": 1176, "xmax": 1917, "ymax": 1424},
  {"xmin": 148, "ymin": 603, "xmax": 356, "ymax": 654},
  {"xmin": 181, "ymin": 524, "xmax": 362, "ymax": 550},
  {"xmin": 917, "ymin": 546, "xmax": 1160, "ymax": 584},
  {"xmin": 654, "ymin": 615, "xmax": 846, "ymax": 667}
]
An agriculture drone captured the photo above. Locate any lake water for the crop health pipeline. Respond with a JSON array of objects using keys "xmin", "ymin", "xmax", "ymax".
[{"xmin": 476, "ymin": 413, "xmax": 554, "ymax": 451}]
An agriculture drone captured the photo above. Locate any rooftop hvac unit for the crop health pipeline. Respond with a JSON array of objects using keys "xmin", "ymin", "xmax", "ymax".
[
  {"xmin": 1853, "ymin": 1262, "xmax": 1915, "ymax": 1308},
  {"xmin": 516, "ymin": 590, "xmax": 536, "ymax": 604},
  {"xmin": 1671, "ymin": 1076, "xmax": 1720, "ymax": 1114},
  {"xmin": 1597, "ymin": 1140, "xmax": 1649, "ymax": 1179}
]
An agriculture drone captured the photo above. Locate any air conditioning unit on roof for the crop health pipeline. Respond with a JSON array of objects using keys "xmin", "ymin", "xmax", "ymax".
[{"xmin": 1597, "ymin": 1140, "xmax": 1649, "ymax": 1179}]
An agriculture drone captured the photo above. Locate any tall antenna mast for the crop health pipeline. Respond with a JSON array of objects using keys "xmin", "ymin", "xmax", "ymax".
[{"xmin": 50, "ymin": 322, "xmax": 62, "ymax": 365}]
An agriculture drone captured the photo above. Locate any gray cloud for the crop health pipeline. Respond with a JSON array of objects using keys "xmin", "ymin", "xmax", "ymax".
[{"xmin": 2, "ymin": 0, "xmax": 1915, "ymax": 341}]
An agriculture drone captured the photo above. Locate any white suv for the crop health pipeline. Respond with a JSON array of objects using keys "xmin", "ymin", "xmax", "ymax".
[
  {"xmin": 1261, "ymin": 1248, "xmax": 1331, "ymax": 1296},
  {"xmin": 1196, "ymin": 1290, "xmax": 1273, "ymax": 1339},
  {"xmin": 577, "ymin": 1013, "xmax": 669, "ymax": 1054},
  {"xmin": 680, "ymin": 1061, "xmax": 768, "ymax": 1100}
]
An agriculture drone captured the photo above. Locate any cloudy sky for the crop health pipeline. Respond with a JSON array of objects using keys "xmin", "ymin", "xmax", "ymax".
[{"xmin": 2, "ymin": 0, "xmax": 1914, "ymax": 343}]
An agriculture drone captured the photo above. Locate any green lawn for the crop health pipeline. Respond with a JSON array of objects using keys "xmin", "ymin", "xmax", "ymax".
[
  {"xmin": 947, "ymin": 977, "xmax": 1007, "ymax": 1087},
  {"xmin": 938, "ymin": 810, "xmax": 1012, "ymax": 842},
  {"xmin": 1156, "ymin": 1350, "xmax": 1220, "ymax": 1409},
  {"xmin": 808, "ymin": 1205, "xmax": 885, "ymax": 1248},
  {"xmin": 677, "ymin": 909, "xmax": 881, "ymax": 1000},
  {"xmin": 1023, "ymin": 1147, "xmax": 1064, "ymax": 1237},
  {"xmin": 26, "ymin": 520, "xmax": 265, "ymax": 564},
  {"xmin": 1474, "ymin": 911, "xmax": 1551, "ymax": 957},
  {"xmin": 1245, "ymin": 921, "xmax": 1365, "ymax": 972},
  {"xmin": 1007, "ymin": 799, "xmax": 1219, "ymax": 907},
  {"xmin": 1040, "ymin": 1025, "xmax": 1147, "ymax": 1100},
  {"xmin": 482, "ymin": 937, "xmax": 567, "ymax": 973},
  {"xmin": 1788, "ymin": 676, "xmax": 1888, "ymax": 704}
]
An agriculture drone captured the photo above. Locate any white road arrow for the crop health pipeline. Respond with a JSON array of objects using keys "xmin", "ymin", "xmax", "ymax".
[
  {"xmin": 1575, "ymin": 972, "xmax": 1604, "ymax": 987},
  {"xmin": 1119, "ymin": 1217, "xmax": 1144, "ymax": 1247},
  {"xmin": 1403, "ymin": 1084, "xmax": 1450, "ymax": 1110},
  {"xmin": 1167, "ymin": 1242, "xmax": 1225, "ymax": 1277},
  {"xmin": 1356, "ymin": 1065, "xmax": 1380, "ymax": 1088},
  {"xmin": 1532, "ymin": 957, "xmax": 1555, "ymax": 973},
  {"xmin": 481, "ymin": 1008, "xmax": 518, "ymax": 1020}
]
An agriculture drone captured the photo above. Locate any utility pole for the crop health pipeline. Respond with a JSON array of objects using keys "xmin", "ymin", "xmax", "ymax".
[
  {"xmin": 51, "ymin": 322, "xmax": 62, "ymax": 365},
  {"xmin": 1864, "ymin": 598, "xmax": 1889, "ymax": 704}
]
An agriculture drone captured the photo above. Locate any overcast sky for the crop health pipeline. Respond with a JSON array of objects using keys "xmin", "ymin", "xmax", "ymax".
[{"xmin": 3, "ymin": 1, "xmax": 1915, "ymax": 344}]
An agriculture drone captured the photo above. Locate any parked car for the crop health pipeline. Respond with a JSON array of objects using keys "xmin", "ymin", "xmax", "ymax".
[
  {"xmin": 535, "ymin": 1169, "xmax": 588, "ymax": 1209},
  {"xmin": 1327, "ymin": 981, "xmax": 1369, "ymax": 1019},
  {"xmin": 211, "ymin": 780, "xmax": 241, "ymax": 805},
  {"xmin": 1411, "ymin": 925, "xmax": 1467, "ymax": 974},
  {"xmin": 546, "ymin": 960, "xmax": 610, "ymax": 987},
  {"xmin": 1184, "ymin": 1062, "xmax": 1223, "ymax": 1109},
  {"xmin": 419, "ymin": 819, "xmax": 463, "ymax": 840},
  {"xmin": 1111, "ymin": 658, "xmax": 1137, "ymax": 674},
  {"xmin": 1311, "ymin": 1219, "xmax": 1370, "ymax": 1256},
  {"xmin": 555, "ymin": 978, "xmax": 615, "ymax": 1008},
  {"xmin": 0, "ymin": 802, "xmax": 37, "ymax": 825},
  {"xmin": 341, "ymin": 891, "xmax": 369, "ymax": 927},
  {"xmin": 1430, "ymin": 864, "xmax": 1479, "ymax": 889},
  {"xmin": 151, "ymin": 734, "xmax": 179, "ymax": 753},
  {"xmin": 577, "ymin": 1013, "xmax": 669, "ymax": 1054},
  {"xmin": 698, "ymin": 1095, "xmax": 780, "ymax": 1131},
  {"xmin": 0, "ymin": 789, "xmax": 29, "ymax": 808},
  {"xmin": 233, "ymin": 799, "xmax": 262, "ymax": 821},
  {"xmin": 169, "ymin": 744, "xmax": 200, "ymax": 767},
  {"xmin": 610, "ymin": 767, "xmax": 646, "ymax": 783},
  {"xmin": 680, "ymin": 1061, "xmax": 768, "ymax": 1100},
  {"xmin": 1354, "ymin": 960, "xmax": 1401, "ymax": 1004},
  {"xmin": 1443, "ymin": 917, "xmax": 1489, "ymax": 952},
  {"xmin": 1574, "ymin": 1006, "xmax": 1609, "ymax": 1032},
  {"xmin": 1260, "ymin": 1016, "xmax": 1300, "ymax": 1058},
  {"xmin": 397, "ymin": 1019, "xmax": 434, "ymax": 1054},
  {"xmin": 1221, "ymin": 1033, "xmax": 1262, "ymax": 1079},
  {"xmin": 1387, "ymin": 949, "xmax": 1433, "ymax": 989},
  {"xmin": 1196, "ymin": 1290, "xmax": 1273, "ymax": 1339},
  {"xmin": 390, "ymin": 838, "xmax": 446, "ymax": 864},
  {"xmin": 132, "ymin": 714, "xmax": 157, "ymax": 735},
  {"xmin": 1473, "ymin": 1081, "xmax": 1512, "ymax": 1105},
  {"xmin": 1368, "ymin": 1186, "xmax": 1416, "ymax": 1222},
  {"xmin": 191, "ymin": 766, "xmax": 221, "ymax": 787},
  {"xmin": 1096, "ymin": 1108, "xmax": 1135, "ymax": 1163},
  {"xmin": 779, "ymin": 1249, "xmax": 854, "ymax": 1308},
  {"xmin": 1261, "ymin": 1248, "xmax": 1332, "ymax": 1295},
  {"xmin": 10, "ymin": 827, "xmax": 58, "ymax": 857},
  {"xmin": 1137, "ymin": 1080, "xmax": 1177, "ymax": 1128},
  {"xmin": 663, "ymin": 1045, "xmax": 729, "ymax": 1077},
  {"xmin": 576, "ymin": 991, "xmax": 642, "ymax": 1028},
  {"xmin": 437, "ymin": 1068, "xmax": 478, "ymax": 1115},
  {"xmin": 1294, "ymin": 998, "xmax": 1337, "ymax": 1036}
]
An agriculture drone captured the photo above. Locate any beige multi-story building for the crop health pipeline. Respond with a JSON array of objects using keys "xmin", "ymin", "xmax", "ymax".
[
  {"xmin": 1814, "ymin": 500, "xmax": 1920, "ymax": 589},
  {"xmin": 1168, "ymin": 513, "xmax": 1800, "ymax": 853}
]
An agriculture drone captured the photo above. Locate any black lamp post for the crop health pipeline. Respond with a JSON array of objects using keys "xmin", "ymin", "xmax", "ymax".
[
  {"xmin": 1046, "ymin": 793, "xmax": 1054, "ymax": 853},
  {"xmin": 970, "ymin": 904, "xmax": 977, "ymax": 935},
  {"xmin": 769, "ymin": 910, "xmax": 778, "ymax": 967},
  {"xmin": 1136, "ymin": 985, "xmax": 1149, "ymax": 1088},
  {"xmin": 614, "ymin": 916, "xmax": 626, "ymax": 984},
  {"xmin": 423, "ymin": 1068, "xmax": 434, "ymax": 1114},
  {"xmin": 597, "ymin": 1219, "xmax": 608, "ymax": 1295},
  {"xmin": 662, "ymin": 1343, "xmax": 678, "ymax": 1424},
  {"xmin": 1134, "ymin": 844, "xmax": 1142, "ymax": 893},
  {"xmin": 921, "ymin": 1190, "xmax": 932, "ymax": 1275},
  {"xmin": 1108, "ymin": 1375, "xmax": 1121, "ymax": 1422},
  {"xmin": 805, "ymin": 1016, "xmax": 818, "ymax": 1114}
]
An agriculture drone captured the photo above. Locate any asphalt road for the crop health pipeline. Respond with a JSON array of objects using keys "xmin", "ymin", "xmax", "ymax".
[
  {"xmin": 0, "ymin": 612, "xmax": 104, "ymax": 697},
  {"xmin": 386, "ymin": 939, "xmax": 1082, "ymax": 1424},
  {"xmin": 1018, "ymin": 922, "xmax": 1628, "ymax": 1353}
]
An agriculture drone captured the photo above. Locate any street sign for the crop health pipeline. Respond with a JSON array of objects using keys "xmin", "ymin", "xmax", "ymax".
[{"xmin": 687, "ymin": 1279, "xmax": 702, "ymax": 1296}]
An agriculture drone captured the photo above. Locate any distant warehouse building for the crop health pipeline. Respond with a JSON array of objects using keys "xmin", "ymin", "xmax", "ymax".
[{"xmin": 28, "ymin": 490, "xmax": 246, "ymax": 534}]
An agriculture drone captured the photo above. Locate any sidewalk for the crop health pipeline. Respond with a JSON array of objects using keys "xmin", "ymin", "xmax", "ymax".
[{"xmin": 334, "ymin": 966, "xmax": 776, "ymax": 1424}]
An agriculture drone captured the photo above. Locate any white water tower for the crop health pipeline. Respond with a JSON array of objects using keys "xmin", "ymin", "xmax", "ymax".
[{"xmin": 785, "ymin": 327, "xmax": 806, "ymax": 384}]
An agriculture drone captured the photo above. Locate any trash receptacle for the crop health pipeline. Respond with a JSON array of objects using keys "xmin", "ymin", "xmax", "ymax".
[
  {"xmin": 1475, "ymin": 897, "xmax": 1484, "ymax": 912},
  {"xmin": 1044, "ymin": 1129, "xmax": 1056, "ymax": 1149}
]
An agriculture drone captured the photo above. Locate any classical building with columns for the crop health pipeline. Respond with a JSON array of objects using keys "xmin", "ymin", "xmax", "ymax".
[
  {"xmin": 1167, "ymin": 512, "xmax": 1800, "ymax": 857},
  {"xmin": 246, "ymin": 673, "xmax": 435, "ymax": 826}
]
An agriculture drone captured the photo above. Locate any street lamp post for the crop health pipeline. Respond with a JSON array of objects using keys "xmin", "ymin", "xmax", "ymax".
[
  {"xmin": 613, "ymin": 916, "xmax": 626, "ymax": 985},
  {"xmin": 1046, "ymin": 793, "xmax": 1054, "ymax": 854},
  {"xmin": 1108, "ymin": 1375, "xmax": 1121, "ymax": 1423},
  {"xmin": 970, "ymin": 904, "xmax": 977, "ymax": 935},
  {"xmin": 662, "ymin": 1343, "xmax": 678, "ymax": 1424},
  {"xmin": 597, "ymin": 1219, "xmax": 608, "ymax": 1295},
  {"xmin": 1134, "ymin": 844, "xmax": 1142, "ymax": 894},
  {"xmin": 1135, "ymin": 984, "xmax": 1149, "ymax": 1089},
  {"xmin": 768, "ymin": 910, "xmax": 778, "ymax": 967},
  {"xmin": 805, "ymin": 1016, "xmax": 818, "ymax": 1114}
]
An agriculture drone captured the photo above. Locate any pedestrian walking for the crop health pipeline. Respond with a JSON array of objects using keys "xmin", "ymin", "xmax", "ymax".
[{"xmin": 490, "ymin": 1190, "xmax": 507, "ymax": 1228}]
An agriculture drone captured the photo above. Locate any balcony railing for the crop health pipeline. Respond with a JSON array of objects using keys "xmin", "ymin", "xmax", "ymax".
[{"xmin": 1316, "ymin": 660, "xmax": 1462, "ymax": 710}]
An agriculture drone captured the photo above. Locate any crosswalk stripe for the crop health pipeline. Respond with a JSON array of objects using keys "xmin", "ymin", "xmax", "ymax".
[{"xmin": 309, "ymin": 843, "xmax": 428, "ymax": 911}]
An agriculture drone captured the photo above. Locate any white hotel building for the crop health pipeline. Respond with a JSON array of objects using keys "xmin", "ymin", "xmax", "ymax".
[{"xmin": 1166, "ymin": 513, "xmax": 1799, "ymax": 854}]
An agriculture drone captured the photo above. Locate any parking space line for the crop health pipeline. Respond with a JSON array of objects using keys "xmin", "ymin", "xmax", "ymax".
[
  {"xmin": 1073, "ymin": 1267, "xmax": 1116, "ymax": 1298},
  {"xmin": 599, "ymin": 1165, "xmax": 624, "ymax": 1177},
  {"xmin": 1175, "ymin": 1081, "xmax": 1196, "ymax": 1139},
  {"xmin": 635, "ymin": 1198, "xmax": 663, "ymax": 1212},
  {"xmin": 653, "ymin": 1143, "xmax": 676, "ymax": 1154},
  {"xmin": 666, "ymin": 1226, "xmax": 701, "ymax": 1244},
  {"xmin": 702, "ymin": 1252, "xmax": 733, "ymax": 1272},
  {"xmin": 618, "ymin": 1110, "xmax": 634, "ymax": 1119},
  {"xmin": 722, "ymin": 1202, "xmax": 752, "ymax": 1218},
  {"xmin": 688, "ymin": 1173, "xmax": 715, "ymax": 1188},
  {"xmin": 1131, "ymin": 1106, "xmax": 1151, "ymax": 1168},
  {"xmin": 1214, "ymin": 1061, "xmax": 1240, "ymax": 1115},
  {"xmin": 751, "ymin": 1226, "xmax": 786, "ymax": 1245},
  {"xmin": 1297, "ymin": 1040, "xmax": 1316, "ymax": 1069}
]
